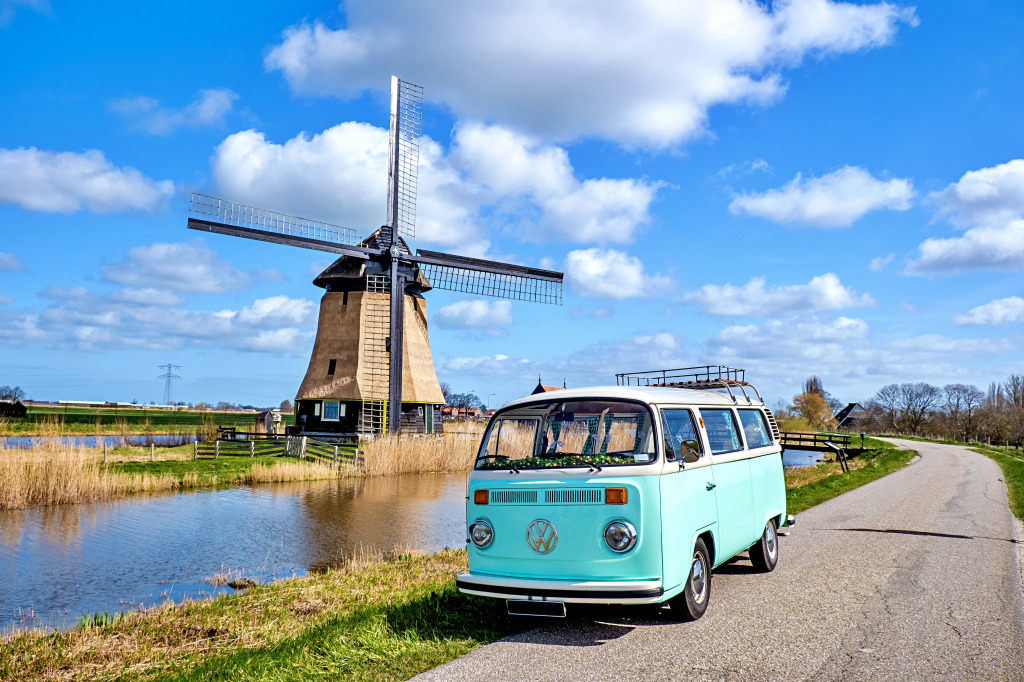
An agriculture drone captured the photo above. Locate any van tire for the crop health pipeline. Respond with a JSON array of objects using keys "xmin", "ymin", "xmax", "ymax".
[
  {"xmin": 669, "ymin": 537, "xmax": 711, "ymax": 621},
  {"xmin": 748, "ymin": 518, "xmax": 779, "ymax": 572}
]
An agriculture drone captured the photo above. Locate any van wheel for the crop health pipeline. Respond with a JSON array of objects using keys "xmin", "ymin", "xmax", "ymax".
[
  {"xmin": 748, "ymin": 518, "xmax": 779, "ymax": 572},
  {"xmin": 669, "ymin": 537, "xmax": 711, "ymax": 621}
]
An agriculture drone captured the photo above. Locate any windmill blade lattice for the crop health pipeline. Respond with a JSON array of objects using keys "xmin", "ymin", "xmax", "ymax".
[
  {"xmin": 189, "ymin": 193, "xmax": 360, "ymax": 246},
  {"xmin": 386, "ymin": 78, "xmax": 423, "ymax": 238},
  {"xmin": 414, "ymin": 250, "xmax": 563, "ymax": 305}
]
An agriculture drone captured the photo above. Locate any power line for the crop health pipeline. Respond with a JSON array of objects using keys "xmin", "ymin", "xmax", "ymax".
[{"xmin": 157, "ymin": 364, "xmax": 182, "ymax": 404}]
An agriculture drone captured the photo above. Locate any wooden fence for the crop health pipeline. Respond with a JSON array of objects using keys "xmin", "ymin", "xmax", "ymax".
[{"xmin": 194, "ymin": 435, "xmax": 360, "ymax": 467}]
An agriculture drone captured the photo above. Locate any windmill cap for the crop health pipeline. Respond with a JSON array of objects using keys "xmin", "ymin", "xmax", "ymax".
[{"xmin": 312, "ymin": 226, "xmax": 431, "ymax": 291}]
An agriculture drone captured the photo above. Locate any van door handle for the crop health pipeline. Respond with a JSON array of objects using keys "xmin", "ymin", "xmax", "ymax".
[{"xmin": 706, "ymin": 482, "xmax": 716, "ymax": 491}]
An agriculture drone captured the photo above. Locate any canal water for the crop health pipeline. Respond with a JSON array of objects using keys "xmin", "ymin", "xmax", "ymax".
[
  {"xmin": 0, "ymin": 473, "xmax": 468, "ymax": 633},
  {"xmin": 1, "ymin": 449, "xmax": 822, "ymax": 633},
  {"xmin": 1, "ymin": 434, "xmax": 197, "ymax": 449}
]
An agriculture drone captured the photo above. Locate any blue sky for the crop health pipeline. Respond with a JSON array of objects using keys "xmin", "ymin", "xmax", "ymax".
[{"xmin": 1, "ymin": 0, "xmax": 1022, "ymax": 408}]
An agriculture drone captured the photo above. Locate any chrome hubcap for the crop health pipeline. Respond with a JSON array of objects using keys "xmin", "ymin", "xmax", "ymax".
[
  {"xmin": 690, "ymin": 554, "xmax": 707, "ymax": 604},
  {"xmin": 765, "ymin": 523, "xmax": 777, "ymax": 560}
]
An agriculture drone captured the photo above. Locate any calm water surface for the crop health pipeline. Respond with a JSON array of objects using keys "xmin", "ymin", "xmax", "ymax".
[
  {"xmin": 2, "ymin": 434, "xmax": 195, "ymax": 449},
  {"xmin": 0, "ymin": 473, "xmax": 468, "ymax": 633}
]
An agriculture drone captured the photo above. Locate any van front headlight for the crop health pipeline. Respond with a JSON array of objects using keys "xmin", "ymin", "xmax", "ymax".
[
  {"xmin": 603, "ymin": 520, "xmax": 637, "ymax": 552},
  {"xmin": 469, "ymin": 519, "xmax": 494, "ymax": 548}
]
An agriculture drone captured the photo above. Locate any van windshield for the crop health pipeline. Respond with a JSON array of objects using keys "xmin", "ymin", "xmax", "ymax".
[{"xmin": 476, "ymin": 400, "xmax": 657, "ymax": 470}]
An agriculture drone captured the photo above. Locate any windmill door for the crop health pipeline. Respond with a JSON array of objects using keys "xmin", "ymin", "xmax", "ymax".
[{"xmin": 425, "ymin": 406, "xmax": 434, "ymax": 434}]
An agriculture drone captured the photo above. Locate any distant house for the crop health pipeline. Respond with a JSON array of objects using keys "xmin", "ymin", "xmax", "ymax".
[
  {"xmin": 441, "ymin": 406, "xmax": 481, "ymax": 419},
  {"xmin": 0, "ymin": 400, "xmax": 27, "ymax": 418},
  {"xmin": 835, "ymin": 403, "xmax": 868, "ymax": 430},
  {"xmin": 532, "ymin": 376, "xmax": 565, "ymax": 395}
]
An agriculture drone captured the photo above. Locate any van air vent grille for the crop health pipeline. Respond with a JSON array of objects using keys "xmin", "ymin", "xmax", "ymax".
[
  {"xmin": 544, "ymin": 489, "xmax": 603, "ymax": 504},
  {"xmin": 490, "ymin": 490, "xmax": 538, "ymax": 504}
]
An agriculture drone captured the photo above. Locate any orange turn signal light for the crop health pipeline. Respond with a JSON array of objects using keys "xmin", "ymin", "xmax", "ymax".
[
  {"xmin": 473, "ymin": 489, "xmax": 489, "ymax": 505},
  {"xmin": 605, "ymin": 487, "xmax": 627, "ymax": 505}
]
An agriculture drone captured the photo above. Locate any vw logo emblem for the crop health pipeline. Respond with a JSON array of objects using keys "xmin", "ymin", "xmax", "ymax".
[{"xmin": 526, "ymin": 519, "xmax": 557, "ymax": 554}]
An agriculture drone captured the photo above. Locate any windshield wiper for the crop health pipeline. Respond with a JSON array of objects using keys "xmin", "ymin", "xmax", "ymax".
[
  {"xmin": 477, "ymin": 454, "xmax": 520, "ymax": 473},
  {"xmin": 538, "ymin": 453, "xmax": 602, "ymax": 472}
]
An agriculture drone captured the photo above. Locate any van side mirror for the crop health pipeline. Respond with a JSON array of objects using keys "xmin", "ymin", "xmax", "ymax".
[{"xmin": 681, "ymin": 440, "xmax": 701, "ymax": 464}]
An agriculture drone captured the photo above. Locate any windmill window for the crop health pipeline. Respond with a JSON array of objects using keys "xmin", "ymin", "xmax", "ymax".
[
  {"xmin": 343, "ymin": 291, "xmax": 348, "ymax": 306},
  {"xmin": 323, "ymin": 401, "xmax": 341, "ymax": 421},
  {"xmin": 328, "ymin": 359, "xmax": 337, "ymax": 376}
]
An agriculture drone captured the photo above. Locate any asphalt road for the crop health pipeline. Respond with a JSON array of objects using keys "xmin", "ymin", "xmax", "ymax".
[{"xmin": 417, "ymin": 440, "xmax": 1024, "ymax": 681}]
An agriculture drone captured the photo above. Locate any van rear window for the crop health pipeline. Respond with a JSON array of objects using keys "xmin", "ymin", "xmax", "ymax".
[{"xmin": 737, "ymin": 409, "xmax": 772, "ymax": 447}]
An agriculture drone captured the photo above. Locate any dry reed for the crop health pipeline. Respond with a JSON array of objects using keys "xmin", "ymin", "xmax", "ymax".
[
  {"xmin": 360, "ymin": 435, "xmax": 477, "ymax": 475},
  {"xmin": 0, "ymin": 447, "xmax": 194, "ymax": 510},
  {"xmin": 246, "ymin": 460, "xmax": 340, "ymax": 483}
]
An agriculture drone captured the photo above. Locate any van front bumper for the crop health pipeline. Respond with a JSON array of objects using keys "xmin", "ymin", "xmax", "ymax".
[{"xmin": 456, "ymin": 572, "xmax": 664, "ymax": 604}]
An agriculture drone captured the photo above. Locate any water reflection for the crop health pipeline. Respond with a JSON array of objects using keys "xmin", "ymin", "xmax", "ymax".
[{"xmin": 0, "ymin": 473, "xmax": 469, "ymax": 633}]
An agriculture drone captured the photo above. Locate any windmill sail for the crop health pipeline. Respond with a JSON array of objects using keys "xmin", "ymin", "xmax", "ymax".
[
  {"xmin": 413, "ymin": 250, "xmax": 563, "ymax": 304},
  {"xmin": 386, "ymin": 77, "xmax": 423, "ymax": 239}
]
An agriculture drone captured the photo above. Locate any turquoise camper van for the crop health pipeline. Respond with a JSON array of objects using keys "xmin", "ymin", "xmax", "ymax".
[{"xmin": 457, "ymin": 366, "xmax": 793, "ymax": 620}]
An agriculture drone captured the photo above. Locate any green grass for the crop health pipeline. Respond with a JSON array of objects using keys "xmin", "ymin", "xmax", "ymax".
[
  {"xmin": 971, "ymin": 445, "xmax": 1024, "ymax": 521},
  {"xmin": 3, "ymin": 406, "xmax": 294, "ymax": 435},
  {"xmin": 107, "ymin": 454, "xmax": 290, "ymax": 486},
  {"xmin": 0, "ymin": 549, "xmax": 520, "ymax": 682},
  {"xmin": 786, "ymin": 440, "xmax": 917, "ymax": 515}
]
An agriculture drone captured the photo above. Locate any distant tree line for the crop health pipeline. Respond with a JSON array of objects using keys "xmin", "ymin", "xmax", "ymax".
[
  {"xmin": 0, "ymin": 385, "xmax": 26, "ymax": 401},
  {"xmin": 775, "ymin": 373, "xmax": 1024, "ymax": 448}
]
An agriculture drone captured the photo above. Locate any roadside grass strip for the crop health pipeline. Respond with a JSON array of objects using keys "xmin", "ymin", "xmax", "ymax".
[
  {"xmin": 0, "ymin": 549, "xmax": 519, "ymax": 682},
  {"xmin": 972, "ymin": 446, "xmax": 1024, "ymax": 521},
  {"xmin": 785, "ymin": 441, "xmax": 916, "ymax": 515}
]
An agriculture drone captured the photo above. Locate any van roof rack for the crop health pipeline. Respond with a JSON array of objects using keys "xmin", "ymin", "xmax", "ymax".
[{"xmin": 615, "ymin": 365, "xmax": 764, "ymax": 405}]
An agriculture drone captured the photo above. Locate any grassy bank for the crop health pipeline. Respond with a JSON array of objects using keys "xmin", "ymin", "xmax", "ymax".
[
  {"xmin": 2, "ymin": 406, "xmax": 294, "ymax": 436},
  {"xmin": 972, "ymin": 445, "xmax": 1024, "ymax": 521},
  {"xmin": 0, "ymin": 549, "xmax": 521, "ymax": 682},
  {"xmin": 784, "ymin": 438, "xmax": 916, "ymax": 515}
]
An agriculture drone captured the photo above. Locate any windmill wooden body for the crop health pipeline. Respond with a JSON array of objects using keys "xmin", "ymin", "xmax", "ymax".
[{"xmin": 186, "ymin": 77, "xmax": 563, "ymax": 437}]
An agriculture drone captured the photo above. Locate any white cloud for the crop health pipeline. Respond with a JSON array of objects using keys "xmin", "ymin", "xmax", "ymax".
[
  {"xmin": 684, "ymin": 273, "xmax": 874, "ymax": 316},
  {"xmin": 210, "ymin": 121, "xmax": 659, "ymax": 250},
  {"xmin": 452, "ymin": 123, "xmax": 659, "ymax": 242},
  {"xmin": 907, "ymin": 160, "xmax": 1024, "ymax": 275},
  {"xmin": 0, "ymin": 0, "xmax": 49, "ymax": 27},
  {"xmin": 102, "ymin": 241, "xmax": 252, "ymax": 294},
  {"xmin": 265, "ymin": 0, "xmax": 915, "ymax": 148},
  {"xmin": 869, "ymin": 253, "xmax": 895, "ymax": 271},
  {"xmin": 0, "ymin": 289, "xmax": 316, "ymax": 355},
  {"xmin": 906, "ymin": 220, "xmax": 1024, "ymax": 275},
  {"xmin": 0, "ymin": 296, "xmax": 12, "ymax": 305},
  {"xmin": 952, "ymin": 297, "xmax": 1024, "ymax": 327},
  {"xmin": 729, "ymin": 166, "xmax": 914, "ymax": 228},
  {"xmin": 564, "ymin": 248, "xmax": 671, "ymax": 299},
  {"xmin": 109, "ymin": 89, "xmax": 239, "ymax": 135},
  {"xmin": 0, "ymin": 147, "xmax": 174, "ymax": 213},
  {"xmin": 930, "ymin": 159, "xmax": 1024, "ymax": 229},
  {"xmin": 0, "ymin": 252, "xmax": 24, "ymax": 271},
  {"xmin": 436, "ymin": 299, "xmax": 514, "ymax": 337},
  {"xmin": 105, "ymin": 288, "xmax": 184, "ymax": 306}
]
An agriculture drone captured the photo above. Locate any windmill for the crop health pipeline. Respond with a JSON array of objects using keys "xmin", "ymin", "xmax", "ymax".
[{"xmin": 186, "ymin": 77, "xmax": 563, "ymax": 437}]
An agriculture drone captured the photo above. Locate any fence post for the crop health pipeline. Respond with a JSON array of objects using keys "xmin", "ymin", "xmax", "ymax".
[
  {"xmin": 301, "ymin": 436, "xmax": 307, "ymax": 459},
  {"xmin": 250, "ymin": 441, "xmax": 255, "ymax": 458},
  {"xmin": 215, "ymin": 440, "xmax": 220, "ymax": 459},
  {"xmin": 354, "ymin": 449, "xmax": 359, "ymax": 468},
  {"xmin": 150, "ymin": 444, "xmax": 155, "ymax": 461},
  {"xmin": 333, "ymin": 445, "xmax": 338, "ymax": 467},
  {"xmin": 193, "ymin": 440, "xmax": 197, "ymax": 460}
]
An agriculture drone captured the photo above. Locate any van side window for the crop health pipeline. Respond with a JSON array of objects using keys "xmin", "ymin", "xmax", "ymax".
[
  {"xmin": 660, "ymin": 409, "xmax": 703, "ymax": 461},
  {"xmin": 701, "ymin": 408, "xmax": 743, "ymax": 454},
  {"xmin": 737, "ymin": 409, "xmax": 772, "ymax": 448}
]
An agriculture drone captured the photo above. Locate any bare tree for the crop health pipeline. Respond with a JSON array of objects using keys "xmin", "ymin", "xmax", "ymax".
[
  {"xmin": 871, "ymin": 384, "xmax": 902, "ymax": 431},
  {"xmin": 0, "ymin": 385, "xmax": 26, "ymax": 401},
  {"xmin": 943, "ymin": 384, "xmax": 984, "ymax": 441},
  {"xmin": 438, "ymin": 381, "xmax": 453, "ymax": 403},
  {"xmin": 898, "ymin": 382, "xmax": 941, "ymax": 433},
  {"xmin": 279, "ymin": 399, "xmax": 293, "ymax": 413}
]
